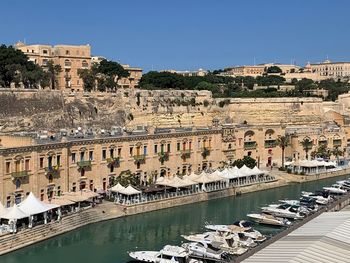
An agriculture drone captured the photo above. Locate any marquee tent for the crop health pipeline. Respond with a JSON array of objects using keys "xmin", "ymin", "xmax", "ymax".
[
  {"xmin": 19, "ymin": 193, "xmax": 59, "ymax": 216},
  {"xmin": 118, "ymin": 185, "xmax": 142, "ymax": 195},
  {"xmin": 1, "ymin": 205, "xmax": 28, "ymax": 220},
  {"xmin": 109, "ymin": 183, "xmax": 126, "ymax": 193}
]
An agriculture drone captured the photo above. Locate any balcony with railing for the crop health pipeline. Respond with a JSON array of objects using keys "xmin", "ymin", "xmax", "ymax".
[
  {"xmin": 181, "ymin": 149, "xmax": 191, "ymax": 159},
  {"xmin": 106, "ymin": 157, "xmax": 121, "ymax": 167},
  {"xmin": 244, "ymin": 141, "xmax": 257, "ymax": 150},
  {"xmin": 133, "ymin": 154, "xmax": 146, "ymax": 163},
  {"xmin": 44, "ymin": 165, "xmax": 60, "ymax": 175},
  {"xmin": 264, "ymin": 139, "xmax": 277, "ymax": 148},
  {"xmin": 158, "ymin": 152, "xmax": 169, "ymax": 164},
  {"xmin": 333, "ymin": 139, "xmax": 342, "ymax": 147},
  {"xmin": 77, "ymin": 160, "xmax": 92, "ymax": 169},
  {"xmin": 201, "ymin": 147, "xmax": 211, "ymax": 158},
  {"xmin": 11, "ymin": 170, "xmax": 28, "ymax": 179}
]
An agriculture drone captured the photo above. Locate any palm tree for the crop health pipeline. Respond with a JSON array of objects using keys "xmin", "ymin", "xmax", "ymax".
[
  {"xmin": 332, "ymin": 146, "xmax": 343, "ymax": 165},
  {"xmin": 46, "ymin": 60, "xmax": 62, "ymax": 89},
  {"xmin": 301, "ymin": 138, "xmax": 313, "ymax": 160},
  {"xmin": 277, "ymin": 135, "xmax": 289, "ymax": 168}
]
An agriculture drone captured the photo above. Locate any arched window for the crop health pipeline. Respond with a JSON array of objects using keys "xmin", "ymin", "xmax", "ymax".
[
  {"xmin": 82, "ymin": 60, "xmax": 89, "ymax": 68},
  {"xmin": 64, "ymin": 59, "xmax": 71, "ymax": 67},
  {"xmin": 15, "ymin": 179, "xmax": 21, "ymax": 189}
]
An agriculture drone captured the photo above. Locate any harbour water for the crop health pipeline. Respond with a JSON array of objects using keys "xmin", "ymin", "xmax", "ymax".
[{"xmin": 1, "ymin": 175, "xmax": 348, "ymax": 263}]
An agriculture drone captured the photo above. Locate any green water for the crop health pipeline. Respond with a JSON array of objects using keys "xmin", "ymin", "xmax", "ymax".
[{"xmin": 1, "ymin": 175, "xmax": 348, "ymax": 263}]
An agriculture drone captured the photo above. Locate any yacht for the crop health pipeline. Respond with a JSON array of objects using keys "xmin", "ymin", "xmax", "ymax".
[
  {"xmin": 181, "ymin": 242, "xmax": 230, "ymax": 261},
  {"xmin": 261, "ymin": 204, "xmax": 304, "ymax": 220},
  {"xmin": 247, "ymin": 213, "xmax": 292, "ymax": 227},
  {"xmin": 181, "ymin": 232, "xmax": 251, "ymax": 254},
  {"xmin": 301, "ymin": 191, "xmax": 331, "ymax": 205},
  {"xmin": 279, "ymin": 199, "xmax": 300, "ymax": 206},
  {"xmin": 336, "ymin": 180, "xmax": 350, "ymax": 190},
  {"xmin": 323, "ymin": 184, "xmax": 347, "ymax": 195},
  {"xmin": 205, "ymin": 224, "xmax": 266, "ymax": 242},
  {"xmin": 129, "ymin": 245, "xmax": 203, "ymax": 263}
]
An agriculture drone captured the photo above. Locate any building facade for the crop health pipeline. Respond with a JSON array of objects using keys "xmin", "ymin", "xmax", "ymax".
[
  {"xmin": 15, "ymin": 42, "xmax": 91, "ymax": 92},
  {"xmin": 0, "ymin": 123, "xmax": 346, "ymax": 206},
  {"xmin": 223, "ymin": 63, "xmax": 300, "ymax": 77},
  {"xmin": 305, "ymin": 60, "xmax": 350, "ymax": 79}
]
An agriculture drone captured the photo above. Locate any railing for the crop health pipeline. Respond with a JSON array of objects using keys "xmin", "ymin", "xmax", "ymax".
[
  {"xmin": 201, "ymin": 147, "xmax": 211, "ymax": 158},
  {"xmin": 133, "ymin": 154, "xmax": 146, "ymax": 162},
  {"xmin": 244, "ymin": 142, "xmax": 257, "ymax": 150},
  {"xmin": 11, "ymin": 170, "xmax": 28, "ymax": 178},
  {"xmin": 44, "ymin": 165, "xmax": 60, "ymax": 174},
  {"xmin": 181, "ymin": 149, "xmax": 191, "ymax": 159},
  {"xmin": 264, "ymin": 140, "xmax": 277, "ymax": 148},
  {"xmin": 158, "ymin": 152, "xmax": 169, "ymax": 163},
  {"xmin": 77, "ymin": 160, "xmax": 92, "ymax": 169},
  {"xmin": 106, "ymin": 157, "xmax": 120, "ymax": 167},
  {"xmin": 333, "ymin": 140, "xmax": 342, "ymax": 146},
  {"xmin": 113, "ymin": 175, "xmax": 277, "ymax": 206}
]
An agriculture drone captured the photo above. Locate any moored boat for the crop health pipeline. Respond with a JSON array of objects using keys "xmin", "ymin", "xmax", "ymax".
[
  {"xmin": 129, "ymin": 245, "xmax": 203, "ymax": 263},
  {"xmin": 247, "ymin": 213, "xmax": 292, "ymax": 227}
]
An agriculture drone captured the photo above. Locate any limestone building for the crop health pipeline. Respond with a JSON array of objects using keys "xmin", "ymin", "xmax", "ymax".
[
  {"xmin": 305, "ymin": 60, "xmax": 350, "ymax": 79},
  {"xmin": 0, "ymin": 122, "xmax": 346, "ymax": 206},
  {"xmin": 15, "ymin": 42, "xmax": 91, "ymax": 91}
]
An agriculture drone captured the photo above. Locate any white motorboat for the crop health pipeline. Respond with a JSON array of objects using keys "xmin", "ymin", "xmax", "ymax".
[
  {"xmin": 261, "ymin": 204, "xmax": 304, "ymax": 220},
  {"xmin": 247, "ymin": 213, "xmax": 292, "ymax": 227},
  {"xmin": 129, "ymin": 245, "xmax": 203, "ymax": 263},
  {"xmin": 301, "ymin": 191, "xmax": 332, "ymax": 205},
  {"xmin": 323, "ymin": 184, "xmax": 347, "ymax": 195},
  {"xmin": 181, "ymin": 232, "xmax": 251, "ymax": 254},
  {"xmin": 336, "ymin": 180, "xmax": 350, "ymax": 190},
  {"xmin": 279, "ymin": 199, "xmax": 300, "ymax": 206},
  {"xmin": 182, "ymin": 242, "xmax": 230, "ymax": 261},
  {"xmin": 205, "ymin": 224, "xmax": 266, "ymax": 242}
]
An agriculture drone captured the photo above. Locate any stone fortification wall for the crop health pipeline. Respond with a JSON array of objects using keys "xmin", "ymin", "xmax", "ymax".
[{"xmin": 0, "ymin": 89, "xmax": 344, "ymax": 133}]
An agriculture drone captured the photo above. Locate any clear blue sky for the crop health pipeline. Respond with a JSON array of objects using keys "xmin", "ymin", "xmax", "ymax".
[{"xmin": 1, "ymin": 0, "xmax": 350, "ymax": 72}]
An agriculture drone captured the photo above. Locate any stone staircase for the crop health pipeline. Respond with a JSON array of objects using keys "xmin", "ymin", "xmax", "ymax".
[{"xmin": 0, "ymin": 205, "xmax": 120, "ymax": 255}]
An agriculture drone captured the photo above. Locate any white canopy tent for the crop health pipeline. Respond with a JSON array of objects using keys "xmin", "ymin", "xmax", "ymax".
[
  {"xmin": 155, "ymin": 176, "xmax": 172, "ymax": 186},
  {"xmin": 251, "ymin": 166, "xmax": 265, "ymax": 175},
  {"xmin": 1, "ymin": 205, "xmax": 28, "ymax": 220},
  {"xmin": 109, "ymin": 183, "xmax": 126, "ymax": 193},
  {"xmin": 239, "ymin": 165, "xmax": 255, "ymax": 177},
  {"xmin": 19, "ymin": 193, "xmax": 59, "ymax": 216},
  {"xmin": 118, "ymin": 185, "xmax": 142, "ymax": 195},
  {"xmin": 0, "ymin": 201, "xmax": 8, "ymax": 217}
]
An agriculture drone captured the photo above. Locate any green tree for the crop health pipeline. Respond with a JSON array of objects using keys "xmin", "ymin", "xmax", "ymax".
[
  {"xmin": 232, "ymin": 156, "xmax": 257, "ymax": 169},
  {"xmin": 301, "ymin": 137, "xmax": 313, "ymax": 160},
  {"xmin": 266, "ymin": 66, "xmax": 282, "ymax": 74},
  {"xmin": 332, "ymin": 146, "xmax": 343, "ymax": 164},
  {"xmin": 46, "ymin": 60, "xmax": 62, "ymax": 89},
  {"xmin": 0, "ymin": 44, "xmax": 47, "ymax": 88},
  {"xmin": 277, "ymin": 135, "xmax": 289, "ymax": 167},
  {"xmin": 97, "ymin": 59, "xmax": 129, "ymax": 91}
]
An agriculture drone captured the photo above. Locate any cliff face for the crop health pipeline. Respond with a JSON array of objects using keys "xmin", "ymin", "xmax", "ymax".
[{"xmin": 0, "ymin": 89, "xmax": 343, "ymax": 133}]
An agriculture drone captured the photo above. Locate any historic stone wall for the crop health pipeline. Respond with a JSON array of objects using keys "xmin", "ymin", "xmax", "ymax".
[{"xmin": 0, "ymin": 89, "xmax": 347, "ymax": 133}]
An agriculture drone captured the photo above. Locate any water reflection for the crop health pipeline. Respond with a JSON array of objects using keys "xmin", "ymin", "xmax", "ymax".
[{"xmin": 1, "ymin": 175, "xmax": 348, "ymax": 263}]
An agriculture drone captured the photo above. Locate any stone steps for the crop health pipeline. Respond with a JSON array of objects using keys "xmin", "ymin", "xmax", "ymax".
[{"xmin": 0, "ymin": 208, "xmax": 108, "ymax": 254}]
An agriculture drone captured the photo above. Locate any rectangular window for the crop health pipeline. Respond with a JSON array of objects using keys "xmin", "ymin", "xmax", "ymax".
[
  {"xmin": 160, "ymin": 144, "xmax": 164, "ymax": 153},
  {"xmin": 57, "ymin": 155, "xmax": 61, "ymax": 166},
  {"xmin": 144, "ymin": 146, "xmax": 147, "ymax": 155},
  {"xmin": 130, "ymin": 147, "xmax": 133, "ymax": 156},
  {"xmin": 102, "ymin": 149, "xmax": 106, "ymax": 160},
  {"xmin": 72, "ymin": 153, "xmax": 76, "ymax": 163},
  {"xmin": 167, "ymin": 143, "xmax": 171, "ymax": 153},
  {"xmin": 25, "ymin": 159, "xmax": 30, "ymax": 170},
  {"xmin": 154, "ymin": 144, "xmax": 158, "ymax": 154},
  {"xmin": 5, "ymin": 162, "xmax": 10, "ymax": 173},
  {"xmin": 89, "ymin": 151, "xmax": 93, "ymax": 161},
  {"xmin": 118, "ymin": 148, "xmax": 121, "ymax": 156},
  {"xmin": 110, "ymin": 149, "xmax": 114, "ymax": 158},
  {"xmin": 189, "ymin": 141, "xmax": 192, "ymax": 150},
  {"xmin": 80, "ymin": 152, "xmax": 84, "ymax": 161},
  {"xmin": 177, "ymin": 142, "xmax": 180, "ymax": 151},
  {"xmin": 40, "ymin": 157, "xmax": 44, "ymax": 168}
]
